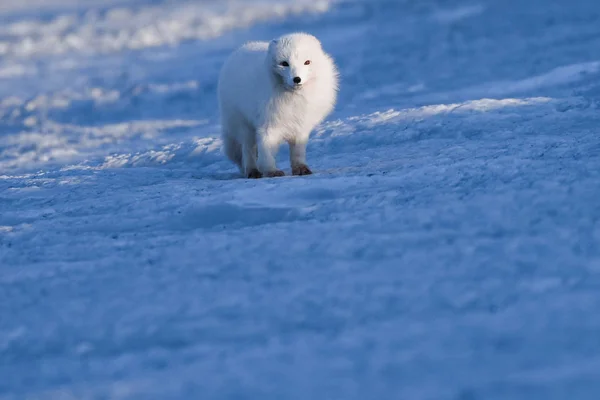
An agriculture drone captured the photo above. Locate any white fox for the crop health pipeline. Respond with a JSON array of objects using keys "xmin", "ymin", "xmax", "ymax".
[{"xmin": 218, "ymin": 32, "xmax": 339, "ymax": 178}]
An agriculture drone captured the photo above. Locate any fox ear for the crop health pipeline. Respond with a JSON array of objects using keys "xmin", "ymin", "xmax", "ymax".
[{"xmin": 268, "ymin": 39, "xmax": 278, "ymax": 53}]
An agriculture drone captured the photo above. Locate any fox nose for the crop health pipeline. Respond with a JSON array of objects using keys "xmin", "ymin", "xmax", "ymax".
[{"xmin": 293, "ymin": 77, "xmax": 302, "ymax": 84}]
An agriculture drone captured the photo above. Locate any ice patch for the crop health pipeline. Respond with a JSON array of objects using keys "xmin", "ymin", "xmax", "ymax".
[
  {"xmin": 0, "ymin": 119, "xmax": 204, "ymax": 171},
  {"xmin": 0, "ymin": 0, "xmax": 334, "ymax": 58},
  {"xmin": 361, "ymin": 82, "xmax": 426, "ymax": 100},
  {"xmin": 431, "ymin": 4, "xmax": 485, "ymax": 23},
  {"xmin": 460, "ymin": 61, "xmax": 600, "ymax": 98},
  {"xmin": 0, "ymin": 81, "xmax": 201, "ymax": 124},
  {"xmin": 317, "ymin": 97, "xmax": 554, "ymax": 137},
  {"xmin": 101, "ymin": 137, "xmax": 221, "ymax": 169},
  {"xmin": 174, "ymin": 203, "xmax": 301, "ymax": 230},
  {"xmin": 0, "ymin": 0, "xmax": 132, "ymax": 16},
  {"xmin": 0, "ymin": 63, "xmax": 35, "ymax": 78}
]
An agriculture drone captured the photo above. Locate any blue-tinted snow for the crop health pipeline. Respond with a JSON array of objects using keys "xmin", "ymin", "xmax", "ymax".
[{"xmin": 1, "ymin": 0, "xmax": 600, "ymax": 398}]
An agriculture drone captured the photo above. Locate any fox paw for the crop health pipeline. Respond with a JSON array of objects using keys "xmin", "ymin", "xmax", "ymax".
[
  {"xmin": 292, "ymin": 164, "xmax": 313, "ymax": 176},
  {"xmin": 246, "ymin": 169, "xmax": 263, "ymax": 179},
  {"xmin": 265, "ymin": 170, "xmax": 285, "ymax": 178}
]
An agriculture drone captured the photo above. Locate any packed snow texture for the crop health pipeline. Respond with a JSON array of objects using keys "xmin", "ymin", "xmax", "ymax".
[{"xmin": 2, "ymin": 0, "xmax": 600, "ymax": 398}]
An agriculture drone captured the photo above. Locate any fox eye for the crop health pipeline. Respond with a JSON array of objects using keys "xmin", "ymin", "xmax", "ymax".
[
  {"xmin": 280, "ymin": 61, "xmax": 289, "ymax": 67},
  {"xmin": 304, "ymin": 60, "xmax": 311, "ymax": 65}
]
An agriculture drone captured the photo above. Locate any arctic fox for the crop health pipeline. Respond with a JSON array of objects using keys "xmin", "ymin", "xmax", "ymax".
[{"xmin": 217, "ymin": 32, "xmax": 339, "ymax": 178}]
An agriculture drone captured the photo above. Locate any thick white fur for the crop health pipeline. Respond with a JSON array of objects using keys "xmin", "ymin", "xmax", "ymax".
[{"xmin": 218, "ymin": 32, "xmax": 339, "ymax": 178}]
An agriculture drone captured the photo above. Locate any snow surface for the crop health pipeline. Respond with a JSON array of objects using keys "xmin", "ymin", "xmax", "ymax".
[{"xmin": 2, "ymin": 0, "xmax": 600, "ymax": 398}]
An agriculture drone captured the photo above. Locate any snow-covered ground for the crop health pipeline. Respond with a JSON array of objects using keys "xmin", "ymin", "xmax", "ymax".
[{"xmin": 2, "ymin": 0, "xmax": 600, "ymax": 398}]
